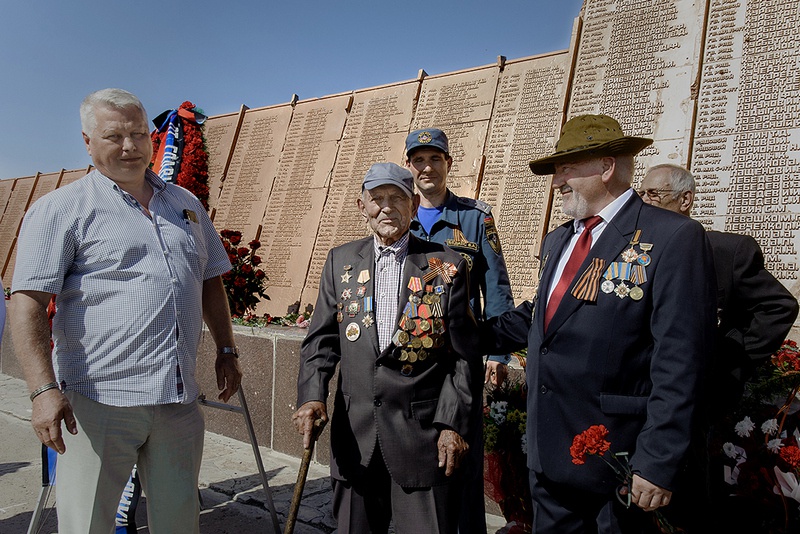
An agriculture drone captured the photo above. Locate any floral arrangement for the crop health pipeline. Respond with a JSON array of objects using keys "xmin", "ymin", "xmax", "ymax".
[
  {"xmin": 231, "ymin": 310, "xmax": 313, "ymax": 329},
  {"xmin": 713, "ymin": 339, "xmax": 800, "ymax": 532},
  {"xmin": 483, "ymin": 351, "xmax": 532, "ymax": 532},
  {"xmin": 570, "ymin": 424, "xmax": 678, "ymax": 533},
  {"xmin": 219, "ymin": 229, "xmax": 269, "ymax": 317},
  {"xmin": 150, "ymin": 101, "xmax": 210, "ymax": 209}
]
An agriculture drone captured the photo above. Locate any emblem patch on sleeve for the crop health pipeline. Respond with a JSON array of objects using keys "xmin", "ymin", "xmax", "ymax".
[{"xmin": 484, "ymin": 215, "xmax": 503, "ymax": 255}]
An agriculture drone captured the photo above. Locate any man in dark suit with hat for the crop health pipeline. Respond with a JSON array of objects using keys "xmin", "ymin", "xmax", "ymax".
[
  {"xmin": 293, "ymin": 162, "xmax": 482, "ymax": 533},
  {"xmin": 482, "ymin": 115, "xmax": 717, "ymax": 533}
]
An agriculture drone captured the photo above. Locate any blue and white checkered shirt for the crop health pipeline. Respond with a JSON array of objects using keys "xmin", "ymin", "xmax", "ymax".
[
  {"xmin": 373, "ymin": 233, "xmax": 408, "ymax": 351},
  {"xmin": 12, "ymin": 169, "xmax": 231, "ymax": 407}
]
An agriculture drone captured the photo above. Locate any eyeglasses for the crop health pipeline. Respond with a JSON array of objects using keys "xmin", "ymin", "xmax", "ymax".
[{"xmin": 637, "ymin": 188, "xmax": 674, "ymax": 202}]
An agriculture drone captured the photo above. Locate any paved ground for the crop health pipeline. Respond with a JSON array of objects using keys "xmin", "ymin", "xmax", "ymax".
[{"xmin": 0, "ymin": 373, "xmax": 508, "ymax": 533}]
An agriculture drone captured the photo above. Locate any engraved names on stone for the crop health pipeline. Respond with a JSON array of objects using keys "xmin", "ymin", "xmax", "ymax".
[
  {"xmin": 692, "ymin": 0, "xmax": 800, "ymax": 288},
  {"xmin": 411, "ymin": 67, "xmax": 498, "ymax": 198},
  {"xmin": 204, "ymin": 112, "xmax": 243, "ymax": 213},
  {"xmin": 212, "ymin": 106, "xmax": 291, "ymax": 243},
  {"xmin": 260, "ymin": 95, "xmax": 350, "ymax": 315},
  {"xmin": 300, "ymin": 84, "xmax": 418, "ymax": 309},
  {"xmin": 479, "ymin": 53, "xmax": 571, "ymax": 302},
  {"xmin": 567, "ymin": 0, "xmax": 705, "ymax": 172}
]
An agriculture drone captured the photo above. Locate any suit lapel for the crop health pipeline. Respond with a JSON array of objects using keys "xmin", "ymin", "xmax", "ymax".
[
  {"xmin": 350, "ymin": 239, "xmax": 380, "ymax": 353},
  {"xmin": 545, "ymin": 195, "xmax": 644, "ymax": 338}
]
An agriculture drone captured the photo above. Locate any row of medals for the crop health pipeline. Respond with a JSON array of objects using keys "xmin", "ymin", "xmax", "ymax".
[
  {"xmin": 601, "ymin": 242, "xmax": 652, "ymax": 300},
  {"xmin": 338, "ymin": 266, "xmax": 373, "ymax": 343},
  {"xmin": 392, "ymin": 284, "xmax": 448, "ymax": 376}
]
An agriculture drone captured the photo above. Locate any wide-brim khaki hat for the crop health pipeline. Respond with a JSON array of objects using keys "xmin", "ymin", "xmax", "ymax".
[{"xmin": 529, "ymin": 114, "xmax": 653, "ymax": 175}]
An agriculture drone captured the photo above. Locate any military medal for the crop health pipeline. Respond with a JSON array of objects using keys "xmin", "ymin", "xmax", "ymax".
[
  {"xmin": 422, "ymin": 336, "xmax": 433, "ymax": 349},
  {"xmin": 345, "ymin": 322, "xmax": 361, "ymax": 341},
  {"xmin": 399, "ymin": 350, "xmax": 409, "ymax": 361},
  {"xmin": 337, "ymin": 311, "xmax": 343, "ymax": 323},
  {"xmin": 629, "ymin": 286, "xmax": 644, "ymax": 301},
  {"xmin": 341, "ymin": 288, "xmax": 352, "ymax": 300},
  {"xmin": 357, "ymin": 285, "xmax": 366, "ymax": 297},
  {"xmin": 418, "ymin": 349, "xmax": 428, "ymax": 361},
  {"xmin": 434, "ymin": 285, "xmax": 446, "ymax": 295},
  {"xmin": 401, "ymin": 364, "xmax": 413, "ymax": 376},
  {"xmin": 621, "ymin": 247, "xmax": 639, "ymax": 263},
  {"xmin": 614, "ymin": 283, "xmax": 630, "ymax": 299},
  {"xmin": 637, "ymin": 243, "xmax": 653, "ymax": 266},
  {"xmin": 357, "ymin": 270, "xmax": 370, "ymax": 284},
  {"xmin": 601, "ymin": 279, "xmax": 615, "ymax": 294},
  {"xmin": 408, "ymin": 350, "xmax": 418, "ymax": 363},
  {"xmin": 341, "ymin": 264, "xmax": 353, "ymax": 283},
  {"xmin": 362, "ymin": 315, "xmax": 374, "ymax": 328},
  {"xmin": 347, "ymin": 300, "xmax": 360, "ymax": 317},
  {"xmin": 408, "ymin": 277, "xmax": 422, "ymax": 292}
]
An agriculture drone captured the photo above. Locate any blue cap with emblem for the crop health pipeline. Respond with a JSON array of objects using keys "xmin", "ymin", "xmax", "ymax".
[
  {"xmin": 405, "ymin": 128, "xmax": 449, "ymax": 157},
  {"xmin": 362, "ymin": 162, "xmax": 415, "ymax": 198}
]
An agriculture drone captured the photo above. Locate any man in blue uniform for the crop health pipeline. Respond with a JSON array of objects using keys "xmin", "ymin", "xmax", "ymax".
[{"xmin": 405, "ymin": 128, "xmax": 515, "ymax": 533}]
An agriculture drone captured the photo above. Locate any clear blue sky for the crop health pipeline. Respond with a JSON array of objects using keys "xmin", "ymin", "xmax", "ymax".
[{"xmin": 0, "ymin": 1, "xmax": 584, "ymax": 180}]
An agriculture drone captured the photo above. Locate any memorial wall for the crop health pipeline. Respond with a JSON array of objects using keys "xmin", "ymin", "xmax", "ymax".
[{"xmin": 0, "ymin": 0, "xmax": 798, "ymax": 334}]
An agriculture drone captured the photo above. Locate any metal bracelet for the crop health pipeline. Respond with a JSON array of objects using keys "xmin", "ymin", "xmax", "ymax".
[{"xmin": 29, "ymin": 381, "xmax": 60, "ymax": 402}]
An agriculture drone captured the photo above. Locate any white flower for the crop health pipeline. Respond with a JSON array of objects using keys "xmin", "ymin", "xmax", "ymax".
[
  {"xmin": 767, "ymin": 438, "xmax": 784, "ymax": 453},
  {"xmin": 773, "ymin": 467, "xmax": 800, "ymax": 503},
  {"xmin": 761, "ymin": 418, "xmax": 779, "ymax": 436},
  {"xmin": 722, "ymin": 442, "xmax": 739, "ymax": 459},
  {"xmin": 489, "ymin": 401, "xmax": 507, "ymax": 424},
  {"xmin": 735, "ymin": 416, "xmax": 756, "ymax": 438},
  {"xmin": 520, "ymin": 433, "xmax": 528, "ymax": 455}
]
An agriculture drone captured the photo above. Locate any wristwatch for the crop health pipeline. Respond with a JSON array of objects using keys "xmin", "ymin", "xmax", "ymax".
[{"xmin": 217, "ymin": 346, "xmax": 239, "ymax": 358}]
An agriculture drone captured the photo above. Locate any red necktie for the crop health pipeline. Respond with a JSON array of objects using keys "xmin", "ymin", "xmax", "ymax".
[{"xmin": 544, "ymin": 215, "xmax": 603, "ymax": 331}]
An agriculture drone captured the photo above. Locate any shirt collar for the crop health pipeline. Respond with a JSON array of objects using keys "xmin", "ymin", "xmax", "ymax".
[{"xmin": 373, "ymin": 232, "xmax": 410, "ymax": 258}]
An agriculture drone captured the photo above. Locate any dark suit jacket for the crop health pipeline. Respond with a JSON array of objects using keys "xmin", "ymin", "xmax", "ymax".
[
  {"xmin": 487, "ymin": 193, "xmax": 717, "ymax": 494},
  {"xmin": 297, "ymin": 234, "xmax": 480, "ymax": 488},
  {"xmin": 707, "ymin": 230, "xmax": 799, "ymax": 409}
]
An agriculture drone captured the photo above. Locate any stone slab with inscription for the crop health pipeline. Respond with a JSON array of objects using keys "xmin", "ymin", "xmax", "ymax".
[
  {"xmin": 212, "ymin": 105, "xmax": 292, "ymax": 245},
  {"xmin": 301, "ymin": 83, "xmax": 418, "ymax": 310},
  {"xmin": 257, "ymin": 95, "xmax": 351, "ymax": 316}
]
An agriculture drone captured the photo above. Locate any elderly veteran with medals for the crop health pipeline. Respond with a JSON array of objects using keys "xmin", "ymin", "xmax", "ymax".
[
  {"xmin": 482, "ymin": 115, "xmax": 717, "ymax": 533},
  {"xmin": 293, "ymin": 162, "xmax": 481, "ymax": 534}
]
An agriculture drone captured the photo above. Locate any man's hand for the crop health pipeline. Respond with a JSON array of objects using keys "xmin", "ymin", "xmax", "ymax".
[
  {"xmin": 629, "ymin": 473, "xmax": 672, "ymax": 511},
  {"xmin": 32, "ymin": 388, "xmax": 77, "ymax": 454},
  {"xmin": 215, "ymin": 354, "xmax": 242, "ymax": 402},
  {"xmin": 292, "ymin": 401, "xmax": 328, "ymax": 449},
  {"xmin": 485, "ymin": 360, "xmax": 508, "ymax": 386},
  {"xmin": 437, "ymin": 429, "xmax": 469, "ymax": 476}
]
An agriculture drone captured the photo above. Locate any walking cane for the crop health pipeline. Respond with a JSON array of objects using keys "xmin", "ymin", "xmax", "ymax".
[{"xmin": 283, "ymin": 417, "xmax": 327, "ymax": 534}]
